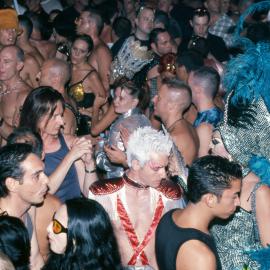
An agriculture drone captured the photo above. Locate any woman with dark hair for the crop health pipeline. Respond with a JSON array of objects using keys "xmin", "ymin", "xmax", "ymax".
[
  {"xmin": 0, "ymin": 216, "xmax": 31, "ymax": 270},
  {"xmin": 44, "ymin": 197, "xmax": 122, "ymax": 270},
  {"xmin": 68, "ymin": 34, "xmax": 107, "ymax": 135},
  {"xmin": 95, "ymin": 79, "xmax": 151, "ymax": 179},
  {"xmin": 19, "ymin": 86, "xmax": 95, "ymax": 202}
]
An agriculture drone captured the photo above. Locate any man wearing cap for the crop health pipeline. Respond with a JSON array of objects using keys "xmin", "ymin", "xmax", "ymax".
[
  {"xmin": 0, "ymin": 8, "xmax": 40, "ymax": 88},
  {"xmin": 0, "ymin": 8, "xmax": 20, "ymax": 48}
]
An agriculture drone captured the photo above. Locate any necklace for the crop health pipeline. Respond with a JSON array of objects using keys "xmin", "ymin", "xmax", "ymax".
[
  {"xmin": 167, "ymin": 118, "xmax": 183, "ymax": 132},
  {"xmin": 0, "ymin": 80, "xmax": 23, "ymax": 97},
  {"xmin": 124, "ymin": 174, "xmax": 149, "ymax": 189}
]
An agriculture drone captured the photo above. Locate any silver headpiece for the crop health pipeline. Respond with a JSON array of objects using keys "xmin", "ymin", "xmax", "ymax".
[{"xmin": 110, "ymin": 36, "xmax": 153, "ymax": 83}]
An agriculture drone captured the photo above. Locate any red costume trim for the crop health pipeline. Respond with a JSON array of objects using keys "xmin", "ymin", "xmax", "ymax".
[
  {"xmin": 156, "ymin": 179, "xmax": 182, "ymax": 200},
  {"xmin": 117, "ymin": 195, "xmax": 164, "ymax": 266},
  {"xmin": 89, "ymin": 178, "xmax": 124, "ymax": 195}
]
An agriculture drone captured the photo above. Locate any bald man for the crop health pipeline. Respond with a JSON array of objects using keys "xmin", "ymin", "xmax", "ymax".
[
  {"xmin": 0, "ymin": 45, "xmax": 31, "ymax": 142},
  {"xmin": 39, "ymin": 58, "xmax": 78, "ymax": 135},
  {"xmin": 154, "ymin": 78, "xmax": 199, "ymax": 166}
]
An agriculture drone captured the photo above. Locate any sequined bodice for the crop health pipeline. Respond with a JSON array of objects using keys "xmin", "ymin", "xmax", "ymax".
[{"xmin": 211, "ymin": 183, "xmax": 263, "ymax": 270}]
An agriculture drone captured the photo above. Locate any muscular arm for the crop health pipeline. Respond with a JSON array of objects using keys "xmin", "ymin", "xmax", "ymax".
[
  {"xmin": 196, "ymin": 123, "xmax": 213, "ymax": 157},
  {"xmin": 256, "ymin": 185, "xmax": 270, "ymax": 246},
  {"xmin": 91, "ymin": 103, "xmax": 118, "ymax": 137},
  {"xmin": 63, "ymin": 108, "xmax": 77, "ymax": 136},
  {"xmin": 89, "ymin": 46, "xmax": 112, "ymax": 91},
  {"xmin": 87, "ymin": 70, "xmax": 107, "ymax": 97},
  {"xmin": 176, "ymin": 240, "xmax": 217, "ymax": 270}
]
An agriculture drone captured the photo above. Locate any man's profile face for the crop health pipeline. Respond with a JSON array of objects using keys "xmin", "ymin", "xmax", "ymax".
[
  {"xmin": 16, "ymin": 153, "xmax": 49, "ymax": 205},
  {"xmin": 137, "ymin": 152, "xmax": 168, "ymax": 188},
  {"xmin": 191, "ymin": 15, "xmax": 209, "ymax": 38},
  {"xmin": 153, "ymin": 84, "xmax": 169, "ymax": 118},
  {"xmin": 0, "ymin": 29, "xmax": 17, "ymax": 46},
  {"xmin": 214, "ymin": 179, "xmax": 241, "ymax": 219},
  {"xmin": 0, "ymin": 47, "xmax": 19, "ymax": 81},
  {"xmin": 136, "ymin": 8, "xmax": 154, "ymax": 35}
]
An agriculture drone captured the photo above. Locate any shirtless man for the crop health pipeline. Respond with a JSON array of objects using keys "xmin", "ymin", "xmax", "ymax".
[
  {"xmin": 0, "ymin": 9, "xmax": 40, "ymax": 88},
  {"xmin": 38, "ymin": 58, "xmax": 77, "ymax": 135},
  {"xmin": 28, "ymin": 13, "xmax": 57, "ymax": 60},
  {"xmin": 89, "ymin": 126, "xmax": 185, "ymax": 270},
  {"xmin": 76, "ymin": 8, "xmax": 112, "ymax": 91},
  {"xmin": 153, "ymin": 78, "xmax": 199, "ymax": 166},
  {"xmin": 0, "ymin": 45, "xmax": 31, "ymax": 142},
  {"xmin": 0, "ymin": 9, "xmax": 19, "ymax": 49},
  {"xmin": 17, "ymin": 15, "xmax": 44, "ymax": 66},
  {"xmin": 188, "ymin": 66, "xmax": 223, "ymax": 157},
  {"xmin": 156, "ymin": 155, "xmax": 242, "ymax": 270},
  {"xmin": 0, "ymin": 143, "xmax": 49, "ymax": 270}
]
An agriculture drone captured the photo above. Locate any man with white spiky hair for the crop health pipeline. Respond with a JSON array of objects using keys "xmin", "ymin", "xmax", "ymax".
[{"xmin": 89, "ymin": 126, "xmax": 185, "ymax": 270}]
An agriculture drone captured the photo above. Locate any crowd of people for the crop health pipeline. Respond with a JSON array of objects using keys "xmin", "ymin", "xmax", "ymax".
[{"xmin": 0, "ymin": 0, "xmax": 270, "ymax": 269}]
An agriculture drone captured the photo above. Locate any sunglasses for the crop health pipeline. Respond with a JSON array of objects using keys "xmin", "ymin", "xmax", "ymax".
[
  {"xmin": 52, "ymin": 213, "xmax": 68, "ymax": 234},
  {"xmin": 193, "ymin": 8, "xmax": 210, "ymax": 17}
]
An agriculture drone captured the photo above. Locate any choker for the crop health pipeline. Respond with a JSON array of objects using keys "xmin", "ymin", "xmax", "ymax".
[{"xmin": 124, "ymin": 174, "xmax": 149, "ymax": 189}]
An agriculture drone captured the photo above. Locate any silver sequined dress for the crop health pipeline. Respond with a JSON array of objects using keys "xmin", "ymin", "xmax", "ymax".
[{"xmin": 211, "ymin": 182, "xmax": 263, "ymax": 270}]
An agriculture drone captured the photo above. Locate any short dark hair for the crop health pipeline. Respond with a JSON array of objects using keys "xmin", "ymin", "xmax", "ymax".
[
  {"xmin": 176, "ymin": 50, "xmax": 204, "ymax": 72},
  {"xmin": 84, "ymin": 8, "xmax": 104, "ymax": 35},
  {"xmin": 149, "ymin": 28, "xmax": 168, "ymax": 45},
  {"xmin": 191, "ymin": 66, "xmax": 220, "ymax": 98},
  {"xmin": 0, "ymin": 216, "xmax": 31, "ymax": 270},
  {"xmin": 7, "ymin": 127, "xmax": 43, "ymax": 159},
  {"xmin": 0, "ymin": 144, "xmax": 33, "ymax": 197},
  {"xmin": 154, "ymin": 10, "xmax": 170, "ymax": 29},
  {"xmin": 192, "ymin": 7, "xmax": 210, "ymax": 22},
  {"xmin": 188, "ymin": 155, "xmax": 242, "ymax": 203},
  {"xmin": 162, "ymin": 77, "xmax": 192, "ymax": 97},
  {"xmin": 18, "ymin": 15, "xmax": 33, "ymax": 39},
  {"xmin": 73, "ymin": 34, "xmax": 94, "ymax": 53},
  {"xmin": 19, "ymin": 86, "xmax": 64, "ymax": 134},
  {"xmin": 43, "ymin": 198, "xmax": 122, "ymax": 270},
  {"xmin": 112, "ymin": 17, "xmax": 132, "ymax": 39}
]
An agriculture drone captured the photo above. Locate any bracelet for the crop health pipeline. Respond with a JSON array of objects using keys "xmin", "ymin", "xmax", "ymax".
[{"xmin": 85, "ymin": 168, "xmax": 96, "ymax": 174}]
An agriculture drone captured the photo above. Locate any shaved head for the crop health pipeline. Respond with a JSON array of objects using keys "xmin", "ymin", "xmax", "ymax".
[
  {"xmin": 40, "ymin": 58, "xmax": 71, "ymax": 86},
  {"xmin": 162, "ymin": 78, "xmax": 192, "ymax": 112}
]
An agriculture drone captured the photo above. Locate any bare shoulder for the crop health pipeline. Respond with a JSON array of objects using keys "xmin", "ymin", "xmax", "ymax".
[
  {"xmin": 96, "ymin": 42, "xmax": 111, "ymax": 56},
  {"xmin": 176, "ymin": 239, "xmax": 217, "ymax": 270},
  {"xmin": 256, "ymin": 184, "xmax": 270, "ymax": 201},
  {"xmin": 196, "ymin": 122, "xmax": 213, "ymax": 134},
  {"xmin": 62, "ymin": 134, "xmax": 76, "ymax": 148}
]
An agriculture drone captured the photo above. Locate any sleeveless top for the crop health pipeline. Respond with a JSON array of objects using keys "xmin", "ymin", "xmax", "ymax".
[
  {"xmin": 68, "ymin": 70, "xmax": 96, "ymax": 108},
  {"xmin": 44, "ymin": 134, "xmax": 81, "ymax": 203},
  {"xmin": 193, "ymin": 107, "xmax": 223, "ymax": 128},
  {"xmin": 211, "ymin": 182, "xmax": 263, "ymax": 270},
  {"xmin": 156, "ymin": 209, "xmax": 221, "ymax": 270}
]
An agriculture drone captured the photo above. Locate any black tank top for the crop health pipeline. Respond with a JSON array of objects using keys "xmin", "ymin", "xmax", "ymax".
[{"xmin": 155, "ymin": 209, "xmax": 221, "ymax": 270}]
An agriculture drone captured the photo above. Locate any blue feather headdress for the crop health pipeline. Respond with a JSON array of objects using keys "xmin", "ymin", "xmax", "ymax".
[
  {"xmin": 246, "ymin": 245, "xmax": 270, "ymax": 270},
  {"xmin": 223, "ymin": 1, "xmax": 270, "ymax": 111}
]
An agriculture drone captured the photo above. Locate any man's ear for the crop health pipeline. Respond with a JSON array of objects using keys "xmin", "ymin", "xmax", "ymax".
[
  {"xmin": 150, "ymin": 42, "xmax": 157, "ymax": 52},
  {"xmin": 16, "ymin": 62, "xmax": 24, "ymax": 72},
  {"xmin": 189, "ymin": 19, "xmax": 193, "ymax": 28},
  {"xmin": 202, "ymin": 193, "xmax": 218, "ymax": 208},
  {"xmin": 131, "ymin": 159, "xmax": 141, "ymax": 171},
  {"xmin": 5, "ymin": 177, "xmax": 19, "ymax": 193}
]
